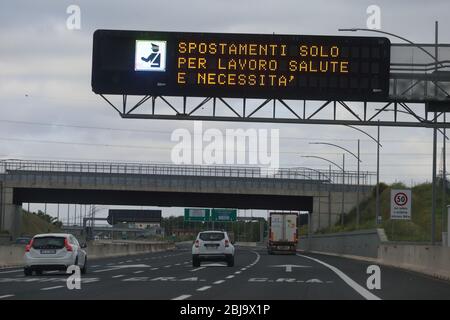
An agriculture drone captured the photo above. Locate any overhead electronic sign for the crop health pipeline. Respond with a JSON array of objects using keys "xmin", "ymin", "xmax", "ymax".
[{"xmin": 92, "ymin": 30, "xmax": 390, "ymax": 101}]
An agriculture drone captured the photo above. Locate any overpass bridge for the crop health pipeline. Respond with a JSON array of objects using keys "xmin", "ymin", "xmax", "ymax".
[{"xmin": 0, "ymin": 160, "xmax": 375, "ymax": 237}]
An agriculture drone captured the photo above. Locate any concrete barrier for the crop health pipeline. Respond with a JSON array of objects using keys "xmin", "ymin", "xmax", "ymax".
[
  {"xmin": 378, "ymin": 244, "xmax": 450, "ymax": 280},
  {"xmin": 297, "ymin": 229, "xmax": 450, "ymax": 281},
  {"xmin": 298, "ymin": 228, "xmax": 387, "ymax": 258},
  {"xmin": 0, "ymin": 241, "xmax": 176, "ymax": 268},
  {"xmin": 0, "ymin": 245, "xmax": 24, "ymax": 267},
  {"xmin": 235, "ymin": 242, "xmax": 258, "ymax": 247}
]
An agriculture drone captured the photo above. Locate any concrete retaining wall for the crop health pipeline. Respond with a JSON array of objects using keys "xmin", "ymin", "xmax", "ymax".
[
  {"xmin": 378, "ymin": 244, "xmax": 450, "ymax": 280},
  {"xmin": 0, "ymin": 241, "xmax": 175, "ymax": 268},
  {"xmin": 298, "ymin": 229, "xmax": 387, "ymax": 258},
  {"xmin": 298, "ymin": 229, "xmax": 450, "ymax": 281}
]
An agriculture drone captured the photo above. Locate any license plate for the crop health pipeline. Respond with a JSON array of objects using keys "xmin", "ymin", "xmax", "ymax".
[{"xmin": 40, "ymin": 249, "xmax": 56, "ymax": 254}]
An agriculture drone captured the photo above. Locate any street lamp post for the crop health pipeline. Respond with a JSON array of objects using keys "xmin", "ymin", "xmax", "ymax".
[
  {"xmin": 309, "ymin": 142, "xmax": 361, "ymax": 227},
  {"xmin": 345, "ymin": 124, "xmax": 383, "ymax": 225},
  {"xmin": 302, "ymin": 155, "xmax": 345, "ymax": 228}
]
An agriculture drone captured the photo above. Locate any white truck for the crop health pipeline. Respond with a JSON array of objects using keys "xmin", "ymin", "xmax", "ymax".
[{"xmin": 267, "ymin": 212, "xmax": 298, "ymax": 255}]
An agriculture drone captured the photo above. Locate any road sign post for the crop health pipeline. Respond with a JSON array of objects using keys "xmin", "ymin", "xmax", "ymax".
[{"xmin": 390, "ymin": 189, "xmax": 412, "ymax": 220}]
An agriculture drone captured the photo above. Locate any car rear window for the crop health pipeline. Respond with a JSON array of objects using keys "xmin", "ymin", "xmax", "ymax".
[
  {"xmin": 32, "ymin": 237, "xmax": 65, "ymax": 249},
  {"xmin": 199, "ymin": 232, "xmax": 225, "ymax": 241}
]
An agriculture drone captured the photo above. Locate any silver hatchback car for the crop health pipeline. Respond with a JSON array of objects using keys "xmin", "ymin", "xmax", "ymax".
[{"xmin": 23, "ymin": 233, "xmax": 87, "ymax": 276}]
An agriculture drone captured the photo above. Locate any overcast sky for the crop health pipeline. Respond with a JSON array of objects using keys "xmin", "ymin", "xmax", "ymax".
[{"xmin": 1, "ymin": 1, "xmax": 449, "ymax": 221}]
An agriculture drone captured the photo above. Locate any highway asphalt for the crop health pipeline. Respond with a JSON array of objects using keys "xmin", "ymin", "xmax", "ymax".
[{"xmin": 0, "ymin": 244, "xmax": 450, "ymax": 300}]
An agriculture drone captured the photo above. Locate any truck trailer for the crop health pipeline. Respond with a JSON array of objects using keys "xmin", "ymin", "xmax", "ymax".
[{"xmin": 267, "ymin": 212, "xmax": 298, "ymax": 255}]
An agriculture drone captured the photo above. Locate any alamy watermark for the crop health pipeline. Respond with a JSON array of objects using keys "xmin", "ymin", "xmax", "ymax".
[
  {"xmin": 366, "ymin": 5, "xmax": 381, "ymax": 30},
  {"xmin": 66, "ymin": 5, "xmax": 81, "ymax": 30},
  {"xmin": 66, "ymin": 265, "xmax": 81, "ymax": 290},
  {"xmin": 366, "ymin": 265, "xmax": 381, "ymax": 290},
  {"xmin": 171, "ymin": 121, "xmax": 280, "ymax": 173}
]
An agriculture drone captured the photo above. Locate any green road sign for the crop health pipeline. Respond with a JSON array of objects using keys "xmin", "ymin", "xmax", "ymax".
[
  {"xmin": 184, "ymin": 208, "xmax": 210, "ymax": 222},
  {"xmin": 211, "ymin": 209, "xmax": 237, "ymax": 222}
]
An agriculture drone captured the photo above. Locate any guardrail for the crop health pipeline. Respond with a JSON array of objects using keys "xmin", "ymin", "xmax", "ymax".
[{"xmin": 0, "ymin": 159, "xmax": 375, "ymax": 185}]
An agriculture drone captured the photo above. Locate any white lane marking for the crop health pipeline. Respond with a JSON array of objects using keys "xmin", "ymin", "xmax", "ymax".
[
  {"xmin": 175, "ymin": 263, "xmax": 181, "ymax": 266},
  {"xmin": 93, "ymin": 268, "xmax": 118, "ymax": 273},
  {"xmin": 172, "ymin": 294, "xmax": 191, "ymax": 300},
  {"xmin": 196, "ymin": 286, "xmax": 211, "ymax": 292},
  {"xmin": 91, "ymin": 265, "xmax": 100, "ymax": 268},
  {"xmin": 112, "ymin": 275, "xmax": 124, "ymax": 278},
  {"xmin": 226, "ymin": 275, "xmax": 235, "ymax": 279},
  {"xmin": 93, "ymin": 264, "xmax": 151, "ymax": 273},
  {"xmin": 151, "ymin": 268, "xmax": 159, "ymax": 270},
  {"xmin": 0, "ymin": 294, "xmax": 14, "ymax": 299},
  {"xmin": 134, "ymin": 271, "xmax": 144, "ymax": 274},
  {"xmin": 297, "ymin": 254, "xmax": 381, "ymax": 301},
  {"xmin": 40, "ymin": 285, "xmax": 64, "ymax": 291},
  {"xmin": 126, "ymin": 260, "xmax": 132, "ymax": 263},
  {"xmin": 241, "ymin": 268, "xmax": 247, "ymax": 271},
  {"xmin": 235, "ymin": 271, "xmax": 242, "ymax": 274},
  {"xmin": 190, "ymin": 267, "xmax": 205, "ymax": 272},
  {"xmin": 164, "ymin": 265, "xmax": 172, "ymax": 268},
  {"xmin": 213, "ymin": 280, "xmax": 225, "ymax": 284},
  {"xmin": 0, "ymin": 269, "xmax": 22, "ymax": 274}
]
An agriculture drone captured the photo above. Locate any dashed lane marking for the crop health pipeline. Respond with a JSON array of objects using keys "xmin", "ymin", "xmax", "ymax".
[
  {"xmin": 226, "ymin": 275, "xmax": 235, "ymax": 279},
  {"xmin": 0, "ymin": 269, "xmax": 22, "ymax": 274},
  {"xmin": 0, "ymin": 295, "xmax": 14, "ymax": 299},
  {"xmin": 213, "ymin": 280, "xmax": 225, "ymax": 284},
  {"xmin": 190, "ymin": 267, "xmax": 205, "ymax": 272},
  {"xmin": 40, "ymin": 285, "xmax": 64, "ymax": 291},
  {"xmin": 112, "ymin": 275, "xmax": 124, "ymax": 278},
  {"xmin": 172, "ymin": 294, "xmax": 191, "ymax": 300},
  {"xmin": 134, "ymin": 271, "xmax": 144, "ymax": 274},
  {"xmin": 196, "ymin": 286, "xmax": 211, "ymax": 292}
]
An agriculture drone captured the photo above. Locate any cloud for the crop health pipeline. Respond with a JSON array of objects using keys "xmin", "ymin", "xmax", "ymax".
[{"xmin": 1, "ymin": 0, "xmax": 448, "ymax": 219}]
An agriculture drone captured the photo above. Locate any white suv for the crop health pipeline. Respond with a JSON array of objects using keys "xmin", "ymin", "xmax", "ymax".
[
  {"xmin": 192, "ymin": 231, "xmax": 235, "ymax": 267},
  {"xmin": 23, "ymin": 233, "xmax": 87, "ymax": 276}
]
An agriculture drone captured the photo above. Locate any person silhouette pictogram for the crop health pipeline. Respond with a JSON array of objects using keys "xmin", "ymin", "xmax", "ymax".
[{"xmin": 141, "ymin": 43, "xmax": 161, "ymax": 67}]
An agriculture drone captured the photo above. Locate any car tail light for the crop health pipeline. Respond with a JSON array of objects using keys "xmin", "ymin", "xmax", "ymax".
[
  {"xmin": 25, "ymin": 239, "xmax": 33, "ymax": 252},
  {"xmin": 194, "ymin": 240, "xmax": 200, "ymax": 248},
  {"xmin": 64, "ymin": 238, "xmax": 73, "ymax": 252},
  {"xmin": 224, "ymin": 239, "xmax": 229, "ymax": 247}
]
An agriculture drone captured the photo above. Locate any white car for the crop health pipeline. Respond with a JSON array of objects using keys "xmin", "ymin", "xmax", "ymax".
[
  {"xmin": 23, "ymin": 233, "xmax": 87, "ymax": 276},
  {"xmin": 192, "ymin": 231, "xmax": 235, "ymax": 267}
]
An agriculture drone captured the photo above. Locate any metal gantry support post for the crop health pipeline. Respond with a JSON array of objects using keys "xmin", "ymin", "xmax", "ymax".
[
  {"xmin": 376, "ymin": 121, "xmax": 381, "ymax": 225},
  {"xmin": 443, "ymin": 113, "xmax": 447, "ymax": 239},
  {"xmin": 357, "ymin": 139, "xmax": 360, "ymax": 227},
  {"xmin": 328, "ymin": 165, "xmax": 332, "ymax": 229},
  {"xmin": 431, "ymin": 21, "xmax": 439, "ymax": 245},
  {"xmin": 341, "ymin": 153, "xmax": 345, "ymax": 225}
]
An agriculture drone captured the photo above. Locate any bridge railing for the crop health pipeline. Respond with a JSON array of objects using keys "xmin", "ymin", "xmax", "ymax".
[{"xmin": 0, "ymin": 159, "xmax": 374, "ymax": 185}]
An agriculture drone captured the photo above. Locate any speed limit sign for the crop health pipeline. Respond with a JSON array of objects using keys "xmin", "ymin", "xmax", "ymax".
[{"xmin": 391, "ymin": 189, "xmax": 412, "ymax": 220}]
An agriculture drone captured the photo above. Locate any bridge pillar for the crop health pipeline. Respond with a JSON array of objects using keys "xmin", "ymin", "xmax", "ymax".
[{"xmin": 0, "ymin": 187, "xmax": 22, "ymax": 239}]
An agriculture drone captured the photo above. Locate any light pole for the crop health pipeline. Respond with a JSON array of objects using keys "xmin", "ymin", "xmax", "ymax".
[
  {"xmin": 310, "ymin": 142, "xmax": 361, "ymax": 227},
  {"xmin": 302, "ymin": 155, "xmax": 346, "ymax": 227},
  {"xmin": 345, "ymin": 124, "xmax": 383, "ymax": 225},
  {"xmin": 339, "ymin": 23, "xmax": 442, "ymax": 244}
]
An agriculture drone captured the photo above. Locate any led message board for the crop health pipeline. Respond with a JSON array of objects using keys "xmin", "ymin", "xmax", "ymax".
[{"xmin": 92, "ymin": 30, "xmax": 390, "ymax": 101}]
